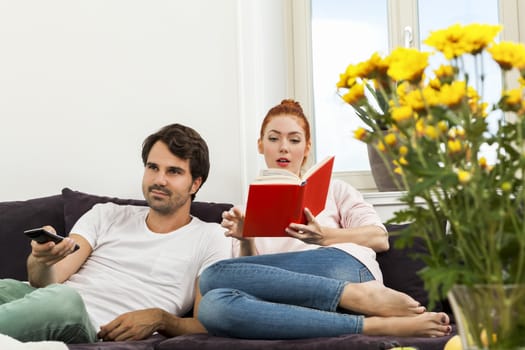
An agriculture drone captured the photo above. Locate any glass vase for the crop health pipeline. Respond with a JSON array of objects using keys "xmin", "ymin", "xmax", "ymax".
[{"xmin": 447, "ymin": 284, "xmax": 525, "ymax": 349}]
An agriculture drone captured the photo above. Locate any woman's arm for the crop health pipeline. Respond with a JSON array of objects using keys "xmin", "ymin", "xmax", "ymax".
[{"xmin": 286, "ymin": 208, "xmax": 389, "ymax": 252}]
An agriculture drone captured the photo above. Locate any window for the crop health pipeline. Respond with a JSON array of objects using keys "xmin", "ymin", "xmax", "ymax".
[{"xmin": 293, "ymin": 0, "xmax": 521, "ymax": 191}]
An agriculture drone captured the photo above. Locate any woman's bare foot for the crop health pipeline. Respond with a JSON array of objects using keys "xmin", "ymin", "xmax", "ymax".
[
  {"xmin": 339, "ymin": 280, "xmax": 425, "ymax": 316},
  {"xmin": 363, "ymin": 312, "xmax": 451, "ymax": 337}
]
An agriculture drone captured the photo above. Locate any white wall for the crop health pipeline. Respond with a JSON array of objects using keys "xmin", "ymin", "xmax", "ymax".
[{"xmin": 0, "ymin": 0, "xmax": 294, "ymax": 204}]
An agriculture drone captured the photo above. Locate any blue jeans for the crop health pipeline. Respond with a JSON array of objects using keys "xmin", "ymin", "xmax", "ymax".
[
  {"xmin": 198, "ymin": 247, "xmax": 375, "ymax": 339},
  {"xmin": 0, "ymin": 279, "xmax": 98, "ymax": 343}
]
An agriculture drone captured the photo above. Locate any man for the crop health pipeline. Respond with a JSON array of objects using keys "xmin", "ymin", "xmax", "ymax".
[{"xmin": 0, "ymin": 123, "xmax": 232, "ymax": 343}]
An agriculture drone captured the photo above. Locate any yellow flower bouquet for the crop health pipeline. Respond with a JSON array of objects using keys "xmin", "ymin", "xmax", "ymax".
[{"xmin": 337, "ymin": 23, "xmax": 525, "ymax": 348}]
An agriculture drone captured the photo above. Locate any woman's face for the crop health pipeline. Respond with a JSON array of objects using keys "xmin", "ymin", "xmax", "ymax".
[{"xmin": 258, "ymin": 115, "xmax": 311, "ymax": 176}]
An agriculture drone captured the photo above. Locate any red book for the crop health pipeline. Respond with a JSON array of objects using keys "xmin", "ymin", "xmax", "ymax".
[{"xmin": 243, "ymin": 156, "xmax": 335, "ymax": 237}]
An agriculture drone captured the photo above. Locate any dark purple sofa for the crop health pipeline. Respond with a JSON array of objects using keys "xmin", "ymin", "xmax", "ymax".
[{"xmin": 0, "ymin": 188, "xmax": 455, "ymax": 350}]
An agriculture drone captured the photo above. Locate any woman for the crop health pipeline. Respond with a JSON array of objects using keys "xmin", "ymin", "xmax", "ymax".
[{"xmin": 197, "ymin": 99, "xmax": 451, "ymax": 339}]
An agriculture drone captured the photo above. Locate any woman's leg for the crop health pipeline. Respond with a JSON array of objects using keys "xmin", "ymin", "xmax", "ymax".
[
  {"xmin": 200, "ymin": 248, "xmax": 370, "ymax": 312},
  {"xmin": 198, "ymin": 288, "xmax": 451, "ymax": 339},
  {"xmin": 200, "ymin": 248, "xmax": 425, "ymax": 317},
  {"xmin": 0, "ymin": 279, "xmax": 98, "ymax": 343},
  {"xmin": 198, "ymin": 288, "xmax": 364, "ymax": 339},
  {"xmin": 363, "ymin": 313, "xmax": 452, "ymax": 338}
]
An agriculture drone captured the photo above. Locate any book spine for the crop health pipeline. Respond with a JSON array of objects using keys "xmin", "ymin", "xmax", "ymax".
[{"xmin": 296, "ymin": 183, "xmax": 307, "ymax": 224}]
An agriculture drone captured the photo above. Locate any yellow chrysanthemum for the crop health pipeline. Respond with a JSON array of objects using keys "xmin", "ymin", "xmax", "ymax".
[
  {"xmin": 395, "ymin": 81, "xmax": 410, "ymax": 98},
  {"xmin": 508, "ymin": 88, "xmax": 523, "ymax": 104},
  {"xmin": 336, "ymin": 73, "xmax": 353, "ymax": 89},
  {"xmin": 366, "ymin": 52, "xmax": 390, "ymax": 77},
  {"xmin": 457, "ymin": 169, "xmax": 472, "ymax": 184},
  {"xmin": 402, "ymin": 90, "xmax": 424, "ymax": 111},
  {"xmin": 398, "ymin": 156, "xmax": 408, "ymax": 165},
  {"xmin": 488, "ymin": 41, "xmax": 525, "ymax": 71},
  {"xmin": 399, "ymin": 145, "xmax": 408, "ymax": 156},
  {"xmin": 435, "ymin": 64, "xmax": 455, "ymax": 77},
  {"xmin": 416, "ymin": 119, "xmax": 426, "ymax": 136},
  {"xmin": 434, "ymin": 64, "xmax": 456, "ymax": 84},
  {"xmin": 455, "ymin": 127, "xmax": 466, "ymax": 138},
  {"xmin": 355, "ymin": 61, "xmax": 375, "ymax": 79},
  {"xmin": 437, "ymin": 120, "xmax": 448, "ymax": 133},
  {"xmin": 479, "ymin": 156, "xmax": 488, "ymax": 168},
  {"xmin": 342, "ymin": 83, "xmax": 366, "ymax": 105},
  {"xmin": 353, "ymin": 127, "xmax": 368, "ymax": 141},
  {"xmin": 448, "ymin": 139, "xmax": 462, "ymax": 154},
  {"xmin": 428, "ymin": 77, "xmax": 442, "ymax": 90},
  {"xmin": 384, "ymin": 132, "xmax": 397, "ymax": 146},
  {"xmin": 424, "ymin": 23, "xmax": 501, "ymax": 59},
  {"xmin": 424, "ymin": 125, "xmax": 439, "ymax": 140},
  {"xmin": 501, "ymin": 87, "xmax": 523, "ymax": 111},
  {"xmin": 422, "ymin": 85, "xmax": 440, "ymax": 107},
  {"xmin": 387, "ymin": 47, "xmax": 430, "ymax": 83},
  {"xmin": 391, "ymin": 105, "xmax": 414, "ymax": 124},
  {"xmin": 438, "ymin": 81, "xmax": 466, "ymax": 108}
]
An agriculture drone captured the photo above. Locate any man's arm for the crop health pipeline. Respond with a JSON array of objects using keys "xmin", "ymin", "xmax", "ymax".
[
  {"xmin": 27, "ymin": 230, "xmax": 92, "ymax": 287},
  {"xmin": 98, "ymin": 279, "xmax": 207, "ymax": 341},
  {"xmin": 158, "ymin": 280, "xmax": 207, "ymax": 336}
]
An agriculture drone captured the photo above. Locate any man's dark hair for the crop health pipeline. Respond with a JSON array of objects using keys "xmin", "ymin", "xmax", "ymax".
[{"xmin": 142, "ymin": 123, "xmax": 210, "ymax": 200}]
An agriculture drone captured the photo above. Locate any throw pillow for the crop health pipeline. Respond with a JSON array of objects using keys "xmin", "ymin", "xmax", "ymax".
[
  {"xmin": 62, "ymin": 188, "xmax": 147, "ymax": 233},
  {"xmin": 61, "ymin": 188, "xmax": 233, "ymax": 233},
  {"xmin": 0, "ymin": 194, "xmax": 65, "ymax": 281}
]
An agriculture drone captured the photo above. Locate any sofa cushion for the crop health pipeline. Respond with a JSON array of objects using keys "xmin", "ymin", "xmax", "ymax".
[
  {"xmin": 156, "ymin": 332, "xmax": 455, "ymax": 350},
  {"xmin": 67, "ymin": 334, "xmax": 166, "ymax": 350},
  {"xmin": 62, "ymin": 188, "xmax": 232, "ymax": 233},
  {"xmin": 0, "ymin": 194, "xmax": 65, "ymax": 280}
]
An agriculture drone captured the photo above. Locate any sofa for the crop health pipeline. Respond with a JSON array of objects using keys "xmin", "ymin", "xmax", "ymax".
[{"xmin": 0, "ymin": 188, "xmax": 456, "ymax": 350}]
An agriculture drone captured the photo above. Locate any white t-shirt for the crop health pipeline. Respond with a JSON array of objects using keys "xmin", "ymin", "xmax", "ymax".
[
  {"xmin": 240, "ymin": 179, "xmax": 386, "ymax": 282},
  {"xmin": 64, "ymin": 203, "xmax": 232, "ymax": 331}
]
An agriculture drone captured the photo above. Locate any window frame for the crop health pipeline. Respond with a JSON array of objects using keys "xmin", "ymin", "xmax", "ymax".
[{"xmin": 290, "ymin": 0, "xmax": 523, "ymax": 192}]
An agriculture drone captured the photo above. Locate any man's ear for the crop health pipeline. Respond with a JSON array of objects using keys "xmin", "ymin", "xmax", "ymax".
[
  {"xmin": 191, "ymin": 177, "xmax": 203, "ymax": 194},
  {"xmin": 257, "ymin": 138, "xmax": 263, "ymax": 154}
]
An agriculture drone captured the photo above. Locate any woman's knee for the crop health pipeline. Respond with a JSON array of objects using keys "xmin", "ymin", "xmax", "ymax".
[
  {"xmin": 198, "ymin": 288, "xmax": 244, "ymax": 337},
  {"xmin": 200, "ymin": 259, "xmax": 237, "ymax": 294}
]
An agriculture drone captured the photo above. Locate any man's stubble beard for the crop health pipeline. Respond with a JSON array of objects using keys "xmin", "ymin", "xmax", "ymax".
[{"xmin": 144, "ymin": 185, "xmax": 191, "ymax": 216}]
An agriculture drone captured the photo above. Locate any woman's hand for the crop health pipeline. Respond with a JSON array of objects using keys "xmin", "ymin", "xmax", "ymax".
[
  {"xmin": 221, "ymin": 206, "xmax": 245, "ymax": 240},
  {"xmin": 222, "ymin": 206, "xmax": 257, "ymax": 256},
  {"xmin": 286, "ymin": 208, "xmax": 326, "ymax": 245}
]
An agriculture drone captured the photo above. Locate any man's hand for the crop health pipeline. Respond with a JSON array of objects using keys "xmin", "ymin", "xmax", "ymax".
[
  {"xmin": 29, "ymin": 226, "xmax": 78, "ymax": 266},
  {"xmin": 98, "ymin": 309, "xmax": 165, "ymax": 341}
]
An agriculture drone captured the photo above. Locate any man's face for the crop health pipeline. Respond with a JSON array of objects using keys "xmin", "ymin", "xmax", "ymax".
[{"xmin": 142, "ymin": 141, "xmax": 201, "ymax": 216}]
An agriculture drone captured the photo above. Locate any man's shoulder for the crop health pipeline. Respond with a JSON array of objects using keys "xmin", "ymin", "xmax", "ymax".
[
  {"xmin": 189, "ymin": 216, "xmax": 222, "ymax": 232},
  {"xmin": 187, "ymin": 216, "xmax": 229, "ymax": 241},
  {"xmin": 86, "ymin": 202, "xmax": 149, "ymax": 224},
  {"xmin": 92, "ymin": 201, "xmax": 148, "ymax": 213}
]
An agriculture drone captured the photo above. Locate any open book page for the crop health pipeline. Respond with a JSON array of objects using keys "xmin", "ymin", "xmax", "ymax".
[
  {"xmin": 252, "ymin": 156, "xmax": 335, "ymax": 185},
  {"xmin": 252, "ymin": 168, "xmax": 301, "ymax": 185}
]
